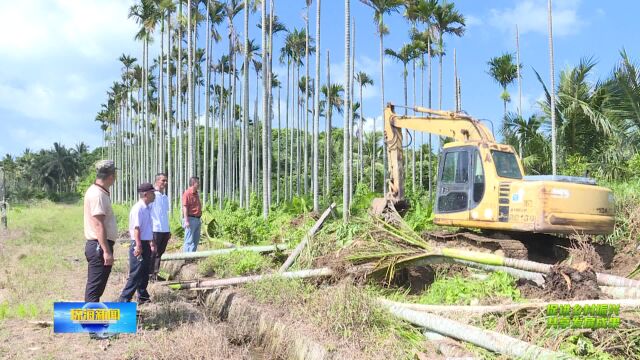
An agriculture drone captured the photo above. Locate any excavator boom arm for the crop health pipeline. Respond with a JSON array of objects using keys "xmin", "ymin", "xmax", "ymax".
[{"xmin": 383, "ymin": 103, "xmax": 495, "ymax": 204}]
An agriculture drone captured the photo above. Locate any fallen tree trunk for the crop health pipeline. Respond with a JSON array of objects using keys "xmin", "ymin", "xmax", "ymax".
[
  {"xmin": 600, "ymin": 286, "xmax": 640, "ymax": 299},
  {"xmin": 279, "ymin": 203, "xmax": 336, "ymax": 273},
  {"xmin": 412, "ymin": 248, "xmax": 640, "ymax": 288},
  {"xmin": 379, "ymin": 299, "xmax": 576, "ymax": 360},
  {"xmin": 423, "ymin": 331, "xmax": 480, "ymax": 359},
  {"xmin": 161, "ymin": 244, "xmax": 289, "ymax": 261},
  {"xmin": 409, "ymin": 255, "xmax": 545, "ymax": 285},
  {"xmin": 169, "ymin": 267, "xmax": 334, "ymax": 290},
  {"xmin": 386, "ymin": 299, "xmax": 640, "ymax": 316}
]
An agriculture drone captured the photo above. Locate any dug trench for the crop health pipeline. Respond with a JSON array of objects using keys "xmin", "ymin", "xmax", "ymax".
[{"xmin": 158, "ymin": 260, "xmax": 417, "ymax": 360}]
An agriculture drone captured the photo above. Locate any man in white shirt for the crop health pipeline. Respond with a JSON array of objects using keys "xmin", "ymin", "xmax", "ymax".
[
  {"xmin": 150, "ymin": 173, "xmax": 170, "ymax": 281},
  {"xmin": 118, "ymin": 183, "xmax": 156, "ymax": 304}
]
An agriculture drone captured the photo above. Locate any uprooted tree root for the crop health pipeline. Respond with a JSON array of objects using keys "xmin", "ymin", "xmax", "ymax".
[{"xmin": 543, "ymin": 262, "xmax": 602, "ymax": 300}]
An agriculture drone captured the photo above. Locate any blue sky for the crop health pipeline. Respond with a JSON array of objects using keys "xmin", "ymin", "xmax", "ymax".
[{"xmin": 0, "ymin": 0, "xmax": 636, "ymax": 157}]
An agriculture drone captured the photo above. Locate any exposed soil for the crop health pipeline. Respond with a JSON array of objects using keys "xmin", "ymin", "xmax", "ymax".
[
  {"xmin": 516, "ymin": 279, "xmax": 547, "ymax": 300},
  {"xmin": 543, "ymin": 263, "xmax": 602, "ymax": 300},
  {"xmin": 391, "ymin": 265, "xmax": 435, "ymax": 294},
  {"xmin": 609, "ymin": 240, "xmax": 640, "ymax": 277}
]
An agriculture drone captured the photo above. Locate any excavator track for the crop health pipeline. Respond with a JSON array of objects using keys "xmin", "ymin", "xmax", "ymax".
[{"xmin": 424, "ymin": 229, "xmax": 570, "ymax": 261}]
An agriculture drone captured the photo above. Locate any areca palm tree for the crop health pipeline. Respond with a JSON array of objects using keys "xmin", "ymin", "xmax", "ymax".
[
  {"xmin": 432, "ymin": 1, "xmax": 465, "ymax": 110},
  {"xmin": 313, "ymin": 0, "xmax": 322, "ymax": 212},
  {"xmin": 343, "ymin": 0, "xmax": 352, "ymax": 221},
  {"xmin": 360, "ymin": 0, "xmax": 404, "ymax": 197},
  {"xmin": 129, "ymin": 0, "xmax": 159, "ymax": 183},
  {"xmin": 321, "ymin": 83, "xmax": 344, "ymax": 197},
  {"xmin": 355, "ymin": 71, "xmax": 373, "ymax": 186},
  {"xmin": 487, "ymin": 53, "xmax": 518, "ymax": 121},
  {"xmin": 535, "ymin": 58, "xmax": 614, "ymax": 161},
  {"xmin": 386, "ymin": 44, "xmax": 418, "ymax": 190}
]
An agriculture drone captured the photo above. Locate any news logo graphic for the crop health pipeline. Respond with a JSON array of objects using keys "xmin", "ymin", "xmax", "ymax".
[
  {"xmin": 54, "ymin": 302, "xmax": 137, "ymax": 334},
  {"xmin": 545, "ymin": 303, "xmax": 620, "ymax": 329}
]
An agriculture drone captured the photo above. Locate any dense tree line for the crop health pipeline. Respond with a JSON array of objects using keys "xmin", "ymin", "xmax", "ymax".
[{"xmin": 0, "ymin": 143, "xmax": 99, "ymax": 201}]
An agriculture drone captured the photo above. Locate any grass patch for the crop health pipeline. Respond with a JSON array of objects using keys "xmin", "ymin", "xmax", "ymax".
[
  {"xmin": 198, "ymin": 250, "xmax": 273, "ymax": 277},
  {"xmin": 380, "ymin": 271, "xmax": 521, "ymax": 306},
  {"xmin": 419, "ymin": 271, "xmax": 521, "ymax": 305},
  {"xmin": 306, "ymin": 284, "xmax": 423, "ymax": 358},
  {"xmin": 244, "ymin": 277, "xmax": 316, "ymax": 306}
]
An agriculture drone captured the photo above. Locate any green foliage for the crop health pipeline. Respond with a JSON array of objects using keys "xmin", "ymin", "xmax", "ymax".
[
  {"xmin": 403, "ymin": 190, "xmax": 434, "ymax": 232},
  {"xmin": 1, "ymin": 142, "xmax": 99, "ymax": 202},
  {"xmin": 111, "ymin": 203, "xmax": 130, "ymax": 232},
  {"xmin": 627, "ymin": 153, "xmax": 640, "ymax": 178},
  {"xmin": 333, "ymin": 221, "xmax": 365, "ymax": 247},
  {"xmin": 602, "ymin": 180, "xmax": 640, "ymax": 247},
  {"xmin": 562, "ymin": 154, "xmax": 589, "ymax": 177},
  {"xmin": 560, "ymin": 334, "xmax": 615, "ymax": 360},
  {"xmin": 281, "ymin": 196, "xmax": 312, "ymax": 215},
  {"xmin": 416, "ymin": 271, "xmax": 521, "ymax": 305},
  {"xmin": 350, "ymin": 182, "xmax": 378, "ymax": 216},
  {"xmin": 198, "ymin": 250, "xmax": 273, "ymax": 277}
]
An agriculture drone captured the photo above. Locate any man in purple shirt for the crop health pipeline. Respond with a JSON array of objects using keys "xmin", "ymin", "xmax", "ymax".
[{"xmin": 118, "ymin": 182, "xmax": 156, "ymax": 304}]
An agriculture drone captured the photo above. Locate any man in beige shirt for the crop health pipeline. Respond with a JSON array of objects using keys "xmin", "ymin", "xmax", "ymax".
[{"xmin": 83, "ymin": 160, "xmax": 118, "ymax": 303}]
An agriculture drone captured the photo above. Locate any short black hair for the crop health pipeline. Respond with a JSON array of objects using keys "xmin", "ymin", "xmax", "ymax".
[
  {"xmin": 96, "ymin": 172, "xmax": 113, "ymax": 181},
  {"xmin": 189, "ymin": 177, "xmax": 200, "ymax": 186}
]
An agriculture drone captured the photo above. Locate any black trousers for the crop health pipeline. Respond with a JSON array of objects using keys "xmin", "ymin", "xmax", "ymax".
[
  {"xmin": 84, "ymin": 239, "xmax": 115, "ymax": 302},
  {"xmin": 151, "ymin": 232, "xmax": 170, "ymax": 275},
  {"xmin": 119, "ymin": 241, "xmax": 152, "ymax": 302}
]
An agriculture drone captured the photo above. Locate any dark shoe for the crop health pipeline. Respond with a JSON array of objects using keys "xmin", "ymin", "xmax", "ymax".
[{"xmin": 137, "ymin": 298, "xmax": 151, "ymax": 305}]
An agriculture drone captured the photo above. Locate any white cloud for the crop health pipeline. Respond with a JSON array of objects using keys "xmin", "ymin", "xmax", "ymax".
[
  {"xmin": 0, "ymin": 0, "xmax": 138, "ymax": 60},
  {"xmin": 465, "ymin": 15, "xmax": 484, "ymax": 27},
  {"xmin": 489, "ymin": 0, "xmax": 584, "ymax": 37},
  {"xmin": 0, "ymin": 0, "xmax": 141, "ymax": 156}
]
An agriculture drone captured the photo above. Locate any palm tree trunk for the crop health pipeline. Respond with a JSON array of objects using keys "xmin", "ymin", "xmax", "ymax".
[
  {"xmin": 217, "ymin": 68, "xmax": 224, "ymax": 209},
  {"xmin": 304, "ymin": 3, "xmax": 310, "ymax": 196},
  {"xmin": 187, "ymin": 0, "xmax": 195, "ymax": 178},
  {"xmin": 349, "ymin": 16, "xmax": 355, "ymax": 202},
  {"xmin": 210, "ymin": 69, "xmax": 217, "ymax": 204},
  {"xmin": 267, "ymin": 0, "xmax": 274, "ymax": 209},
  {"xmin": 420, "ymin": 53, "xmax": 424, "ymax": 190},
  {"xmin": 412, "ymin": 58, "xmax": 416, "ymax": 192},
  {"xmin": 325, "ymin": 50, "xmax": 331, "ymax": 198},
  {"xmin": 428, "ymin": 37, "xmax": 433, "ymax": 203},
  {"xmin": 379, "ymin": 19, "xmax": 386, "ymax": 198},
  {"xmin": 359, "ymin": 82, "xmax": 364, "ymax": 184},
  {"xmin": 204, "ymin": 2, "xmax": 211, "ymax": 205},
  {"xmin": 242, "ymin": 0, "xmax": 250, "ymax": 209},
  {"xmin": 343, "ymin": 0, "xmax": 351, "ymax": 222},
  {"xmin": 548, "ymin": 0, "xmax": 557, "ymax": 175},
  {"xmin": 277, "ymin": 83, "xmax": 281, "ymax": 204},
  {"xmin": 313, "ymin": 0, "xmax": 321, "ymax": 212},
  {"xmin": 285, "ymin": 59, "xmax": 290, "ymax": 201},
  {"xmin": 261, "ymin": 0, "xmax": 269, "ymax": 218}
]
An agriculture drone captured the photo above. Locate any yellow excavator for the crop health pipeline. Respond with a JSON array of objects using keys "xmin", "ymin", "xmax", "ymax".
[{"xmin": 372, "ymin": 103, "xmax": 615, "ymax": 241}]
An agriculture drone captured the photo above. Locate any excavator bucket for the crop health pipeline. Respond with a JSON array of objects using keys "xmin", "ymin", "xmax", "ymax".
[{"xmin": 369, "ymin": 197, "xmax": 410, "ymax": 227}]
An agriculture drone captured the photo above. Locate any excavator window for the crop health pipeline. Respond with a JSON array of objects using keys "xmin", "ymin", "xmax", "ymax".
[
  {"xmin": 441, "ymin": 151, "xmax": 469, "ymax": 184},
  {"xmin": 491, "ymin": 150, "xmax": 522, "ymax": 179},
  {"xmin": 473, "ymin": 151, "xmax": 485, "ymax": 203},
  {"xmin": 437, "ymin": 150, "xmax": 470, "ymax": 213}
]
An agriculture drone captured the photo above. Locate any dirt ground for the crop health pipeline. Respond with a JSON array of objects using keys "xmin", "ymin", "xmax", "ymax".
[{"xmin": 0, "ymin": 230, "xmax": 251, "ymax": 360}]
